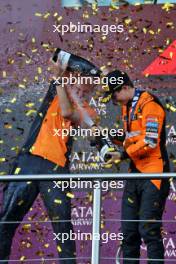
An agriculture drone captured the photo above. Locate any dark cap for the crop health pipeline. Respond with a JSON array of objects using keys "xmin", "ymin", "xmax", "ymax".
[{"xmin": 101, "ymin": 70, "xmax": 133, "ymax": 103}]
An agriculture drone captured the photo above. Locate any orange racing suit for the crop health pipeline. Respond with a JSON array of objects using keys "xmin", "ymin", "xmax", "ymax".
[{"xmin": 121, "ymin": 90, "xmax": 170, "ymax": 189}]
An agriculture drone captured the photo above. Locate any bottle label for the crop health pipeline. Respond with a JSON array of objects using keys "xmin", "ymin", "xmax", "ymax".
[{"xmin": 57, "ymin": 50, "xmax": 71, "ymax": 71}]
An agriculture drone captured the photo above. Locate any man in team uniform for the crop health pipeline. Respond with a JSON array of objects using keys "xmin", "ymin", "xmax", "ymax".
[
  {"xmin": 102, "ymin": 70, "xmax": 170, "ymax": 264},
  {"xmin": 0, "ymin": 59, "xmax": 97, "ymax": 263}
]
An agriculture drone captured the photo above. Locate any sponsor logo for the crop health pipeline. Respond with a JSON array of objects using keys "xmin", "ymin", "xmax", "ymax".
[
  {"xmin": 71, "ymin": 206, "xmax": 93, "ymax": 226},
  {"xmin": 166, "ymin": 125, "xmax": 176, "ymax": 145}
]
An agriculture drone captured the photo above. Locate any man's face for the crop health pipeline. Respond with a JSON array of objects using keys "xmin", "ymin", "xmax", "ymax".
[{"xmin": 111, "ymin": 86, "xmax": 130, "ymax": 105}]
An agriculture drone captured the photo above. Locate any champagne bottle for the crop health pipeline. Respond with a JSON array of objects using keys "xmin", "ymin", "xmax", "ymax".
[
  {"xmin": 91, "ymin": 130, "xmax": 120, "ymax": 162},
  {"xmin": 52, "ymin": 48, "xmax": 101, "ymax": 76}
]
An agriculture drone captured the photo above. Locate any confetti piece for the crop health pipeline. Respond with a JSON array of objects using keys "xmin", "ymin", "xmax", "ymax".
[
  {"xmin": 34, "ymin": 76, "xmax": 39, "ymax": 81},
  {"xmin": 162, "ymin": 3, "xmax": 174, "ymax": 11},
  {"xmin": 0, "ymin": 172, "xmax": 6, "ymax": 175},
  {"xmin": 54, "ymin": 199, "xmax": 62, "ymax": 204},
  {"xmin": 22, "ymin": 224, "xmax": 31, "ymax": 230},
  {"xmin": 31, "ymin": 48, "xmax": 38, "ymax": 53},
  {"xmin": 57, "ymin": 16, "xmax": 62, "ymax": 22},
  {"xmin": 2, "ymin": 71, "xmax": 6, "ymax": 78},
  {"xmin": 170, "ymin": 52, "xmax": 173, "ymax": 59},
  {"xmin": 14, "ymin": 167, "xmax": 21, "ymax": 174},
  {"xmin": 25, "ymin": 59, "xmax": 32, "ymax": 64},
  {"xmin": 18, "ymin": 200, "xmax": 24, "ymax": 206},
  {"xmin": 5, "ymin": 108, "xmax": 12, "ymax": 113},
  {"xmin": 124, "ymin": 19, "xmax": 132, "ymax": 25},
  {"xmin": 37, "ymin": 67, "xmax": 42, "ymax": 74},
  {"xmin": 66, "ymin": 192, "xmax": 75, "ymax": 199},
  {"xmin": 35, "ymin": 12, "xmax": 42, "ymax": 17},
  {"xmin": 128, "ymin": 197, "xmax": 134, "ymax": 204},
  {"xmin": 57, "ymin": 245, "xmax": 62, "ymax": 252},
  {"xmin": 42, "ymin": 43, "xmax": 49, "ymax": 48},
  {"xmin": 8, "ymin": 58, "xmax": 14, "ymax": 64},
  {"xmin": 103, "ymin": 163, "xmax": 112, "ymax": 169},
  {"xmin": 43, "ymin": 12, "xmax": 50, "ymax": 19},
  {"xmin": 26, "ymin": 109, "xmax": 37, "ymax": 116},
  {"xmin": 4, "ymin": 123, "xmax": 12, "ymax": 129},
  {"xmin": 29, "ymin": 146, "xmax": 35, "ymax": 153},
  {"xmin": 44, "ymin": 243, "xmax": 50, "ymax": 248},
  {"xmin": 25, "ymin": 102, "xmax": 35, "ymax": 108},
  {"xmin": 149, "ymin": 30, "xmax": 155, "ymax": 35},
  {"xmin": 20, "ymin": 256, "xmax": 26, "ymax": 261},
  {"xmin": 18, "ymin": 84, "xmax": 26, "ymax": 89},
  {"xmin": 0, "ymin": 158, "xmax": 6, "ymax": 162}
]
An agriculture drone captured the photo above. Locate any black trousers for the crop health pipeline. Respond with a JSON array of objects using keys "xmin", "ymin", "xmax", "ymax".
[
  {"xmin": 0, "ymin": 153, "xmax": 76, "ymax": 264},
  {"xmin": 121, "ymin": 167, "xmax": 170, "ymax": 264}
]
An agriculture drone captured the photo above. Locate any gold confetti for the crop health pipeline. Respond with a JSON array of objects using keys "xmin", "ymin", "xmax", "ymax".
[
  {"xmin": 43, "ymin": 12, "xmax": 50, "ymax": 19},
  {"xmin": 26, "ymin": 109, "xmax": 37, "ymax": 116},
  {"xmin": 2, "ymin": 71, "xmax": 7, "ymax": 78},
  {"xmin": 18, "ymin": 200, "xmax": 24, "ymax": 206},
  {"xmin": 42, "ymin": 43, "xmax": 49, "ymax": 48},
  {"xmin": 34, "ymin": 76, "xmax": 39, "ymax": 81},
  {"xmin": 57, "ymin": 245, "xmax": 62, "ymax": 252},
  {"xmin": 20, "ymin": 256, "xmax": 26, "ymax": 261},
  {"xmin": 0, "ymin": 158, "xmax": 6, "ymax": 162},
  {"xmin": 128, "ymin": 197, "xmax": 134, "ymax": 203},
  {"xmin": 57, "ymin": 16, "xmax": 63, "ymax": 22},
  {"xmin": 149, "ymin": 30, "xmax": 155, "ymax": 35},
  {"xmin": 35, "ymin": 12, "xmax": 42, "ymax": 17},
  {"xmin": 25, "ymin": 102, "xmax": 34, "ymax": 108},
  {"xmin": 166, "ymin": 22, "xmax": 174, "ymax": 27},
  {"xmin": 37, "ymin": 67, "xmax": 42, "ymax": 74},
  {"xmin": 124, "ymin": 19, "xmax": 132, "ymax": 25},
  {"xmin": 8, "ymin": 58, "xmax": 15, "ymax": 64},
  {"xmin": 18, "ymin": 84, "xmax": 26, "ymax": 89},
  {"xmin": 25, "ymin": 59, "xmax": 32, "ymax": 64},
  {"xmin": 4, "ymin": 124, "xmax": 12, "ymax": 129},
  {"xmin": 66, "ymin": 192, "xmax": 74, "ymax": 199},
  {"xmin": 31, "ymin": 48, "xmax": 38, "ymax": 53},
  {"xmin": 101, "ymin": 222, "xmax": 105, "ymax": 229},
  {"xmin": 44, "ymin": 243, "xmax": 50, "ymax": 248},
  {"xmin": 5, "ymin": 108, "xmax": 12, "ymax": 113},
  {"xmin": 162, "ymin": 3, "xmax": 174, "ymax": 11},
  {"xmin": 0, "ymin": 172, "xmax": 6, "ymax": 175},
  {"xmin": 14, "ymin": 167, "xmax": 21, "ymax": 174},
  {"xmin": 170, "ymin": 52, "xmax": 173, "ymax": 59},
  {"xmin": 103, "ymin": 163, "xmax": 113, "ymax": 169},
  {"xmin": 22, "ymin": 224, "xmax": 31, "ymax": 230},
  {"xmin": 29, "ymin": 146, "xmax": 35, "ymax": 153},
  {"xmin": 54, "ymin": 199, "xmax": 62, "ymax": 204}
]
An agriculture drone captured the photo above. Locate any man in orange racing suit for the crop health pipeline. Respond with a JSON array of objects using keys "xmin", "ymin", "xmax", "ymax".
[
  {"xmin": 0, "ymin": 59, "xmax": 98, "ymax": 263},
  {"xmin": 102, "ymin": 70, "xmax": 170, "ymax": 264}
]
